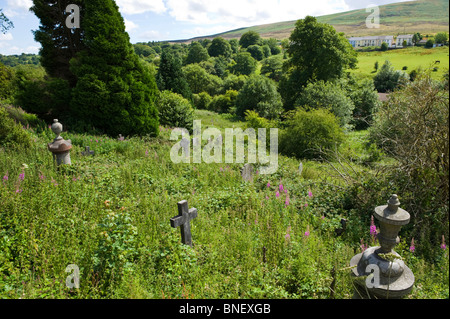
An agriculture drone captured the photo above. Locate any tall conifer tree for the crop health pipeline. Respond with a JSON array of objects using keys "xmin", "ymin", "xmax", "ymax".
[
  {"xmin": 31, "ymin": 0, "xmax": 85, "ymax": 86},
  {"xmin": 68, "ymin": 0, "xmax": 159, "ymax": 136}
]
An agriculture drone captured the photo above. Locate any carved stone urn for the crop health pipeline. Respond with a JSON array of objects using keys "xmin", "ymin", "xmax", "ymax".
[
  {"xmin": 47, "ymin": 119, "xmax": 72, "ymax": 166},
  {"xmin": 350, "ymin": 195, "xmax": 415, "ymax": 299}
]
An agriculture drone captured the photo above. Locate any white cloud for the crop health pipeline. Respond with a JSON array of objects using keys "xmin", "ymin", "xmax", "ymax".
[
  {"xmin": 116, "ymin": 0, "xmax": 166, "ymax": 15},
  {"xmin": 124, "ymin": 18, "xmax": 138, "ymax": 32},
  {"xmin": 165, "ymin": 0, "xmax": 350, "ymax": 26},
  {"xmin": 3, "ymin": 0, "xmax": 33, "ymax": 16},
  {"xmin": 0, "ymin": 33, "xmax": 14, "ymax": 41},
  {"xmin": 138, "ymin": 30, "xmax": 170, "ymax": 41}
]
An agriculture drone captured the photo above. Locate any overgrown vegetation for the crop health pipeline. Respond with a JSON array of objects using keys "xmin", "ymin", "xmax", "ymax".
[{"xmin": 0, "ymin": 2, "xmax": 448, "ymax": 299}]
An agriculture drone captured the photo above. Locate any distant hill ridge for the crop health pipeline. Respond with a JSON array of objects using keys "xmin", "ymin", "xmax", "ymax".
[{"xmin": 171, "ymin": 0, "xmax": 449, "ymax": 43}]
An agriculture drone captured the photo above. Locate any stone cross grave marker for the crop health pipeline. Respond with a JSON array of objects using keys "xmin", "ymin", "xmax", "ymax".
[
  {"xmin": 242, "ymin": 163, "xmax": 254, "ymax": 182},
  {"xmin": 170, "ymin": 200, "xmax": 198, "ymax": 247},
  {"xmin": 298, "ymin": 162, "xmax": 303, "ymax": 176},
  {"xmin": 81, "ymin": 146, "xmax": 95, "ymax": 156}
]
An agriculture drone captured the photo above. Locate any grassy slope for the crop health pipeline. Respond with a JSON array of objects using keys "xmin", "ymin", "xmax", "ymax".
[
  {"xmin": 1, "ymin": 109, "xmax": 448, "ymax": 299},
  {"xmin": 179, "ymin": 0, "xmax": 449, "ymax": 42}
]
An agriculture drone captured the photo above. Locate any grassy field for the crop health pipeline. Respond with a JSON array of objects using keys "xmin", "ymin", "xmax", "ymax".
[
  {"xmin": 0, "ymin": 109, "xmax": 448, "ymax": 299},
  {"xmin": 350, "ymin": 46, "xmax": 449, "ymax": 80}
]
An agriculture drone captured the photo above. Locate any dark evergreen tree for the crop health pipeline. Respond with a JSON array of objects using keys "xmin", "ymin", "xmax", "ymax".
[
  {"xmin": 156, "ymin": 49, "xmax": 192, "ymax": 99},
  {"xmin": 31, "ymin": 0, "xmax": 85, "ymax": 86},
  {"xmin": 70, "ymin": 0, "xmax": 159, "ymax": 137}
]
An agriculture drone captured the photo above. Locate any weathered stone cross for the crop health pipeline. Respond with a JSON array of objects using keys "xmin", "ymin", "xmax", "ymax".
[
  {"xmin": 170, "ymin": 200, "xmax": 198, "ymax": 247},
  {"xmin": 81, "ymin": 146, "xmax": 95, "ymax": 156}
]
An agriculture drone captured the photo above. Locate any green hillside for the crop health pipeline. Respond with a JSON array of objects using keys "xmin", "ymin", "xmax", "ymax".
[{"xmin": 180, "ymin": 0, "xmax": 449, "ymax": 42}]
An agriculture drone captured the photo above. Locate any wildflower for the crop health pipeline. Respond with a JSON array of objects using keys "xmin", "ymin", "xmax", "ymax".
[
  {"xmin": 3, "ymin": 175, "xmax": 8, "ymax": 181},
  {"xmin": 220, "ymin": 167, "xmax": 224, "ymax": 172},
  {"xmin": 276, "ymin": 191, "xmax": 280, "ymax": 198},
  {"xmin": 104, "ymin": 200, "xmax": 111, "ymax": 208},
  {"xmin": 18, "ymin": 173, "xmax": 25, "ymax": 181},
  {"xmin": 360, "ymin": 239, "xmax": 368, "ymax": 252},
  {"xmin": 370, "ymin": 216, "xmax": 377, "ymax": 236},
  {"xmin": 265, "ymin": 196, "xmax": 269, "ymax": 200},
  {"xmin": 16, "ymin": 188, "xmax": 23, "ymax": 194},
  {"xmin": 285, "ymin": 226, "xmax": 291, "ymax": 241},
  {"xmin": 39, "ymin": 175, "xmax": 45, "ymax": 181},
  {"xmin": 321, "ymin": 216, "xmax": 325, "ymax": 220},
  {"xmin": 304, "ymin": 202, "xmax": 308, "ymax": 208},
  {"xmin": 267, "ymin": 182, "xmax": 270, "ymax": 188},
  {"xmin": 22, "ymin": 164, "xmax": 29, "ymax": 169},
  {"xmin": 409, "ymin": 238, "xmax": 415, "ymax": 253},
  {"xmin": 441, "ymin": 235, "xmax": 447, "ymax": 250},
  {"xmin": 145, "ymin": 149, "xmax": 149, "ymax": 157},
  {"xmin": 72, "ymin": 177, "xmax": 78, "ymax": 182},
  {"xmin": 285, "ymin": 195, "xmax": 290, "ymax": 207},
  {"xmin": 279, "ymin": 184, "xmax": 284, "ymax": 192},
  {"xmin": 304, "ymin": 226, "xmax": 310, "ymax": 237},
  {"xmin": 308, "ymin": 189, "xmax": 313, "ymax": 197}
]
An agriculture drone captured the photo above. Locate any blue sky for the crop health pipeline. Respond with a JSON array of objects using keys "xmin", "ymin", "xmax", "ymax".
[{"xmin": 1, "ymin": 0, "xmax": 412, "ymax": 55}]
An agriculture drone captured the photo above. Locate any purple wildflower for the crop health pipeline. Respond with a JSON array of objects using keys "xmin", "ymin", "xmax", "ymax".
[
  {"xmin": 279, "ymin": 184, "xmax": 284, "ymax": 192},
  {"xmin": 304, "ymin": 202, "xmax": 308, "ymax": 208},
  {"xmin": 370, "ymin": 216, "xmax": 377, "ymax": 237},
  {"xmin": 308, "ymin": 189, "xmax": 313, "ymax": 197},
  {"xmin": 285, "ymin": 233, "xmax": 291, "ymax": 240},
  {"xmin": 285, "ymin": 196, "xmax": 290, "ymax": 207},
  {"xmin": 409, "ymin": 238, "xmax": 415, "ymax": 253},
  {"xmin": 267, "ymin": 182, "xmax": 270, "ymax": 188},
  {"xmin": 360, "ymin": 239, "xmax": 368, "ymax": 252},
  {"xmin": 3, "ymin": 175, "xmax": 8, "ymax": 181},
  {"xmin": 276, "ymin": 191, "xmax": 280, "ymax": 198},
  {"xmin": 441, "ymin": 235, "xmax": 447, "ymax": 250},
  {"xmin": 16, "ymin": 188, "xmax": 22, "ymax": 194},
  {"xmin": 19, "ymin": 172, "xmax": 25, "ymax": 181},
  {"xmin": 304, "ymin": 226, "xmax": 310, "ymax": 237}
]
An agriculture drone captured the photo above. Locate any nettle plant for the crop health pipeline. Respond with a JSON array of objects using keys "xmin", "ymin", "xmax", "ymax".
[{"xmin": 92, "ymin": 201, "xmax": 139, "ymax": 288}]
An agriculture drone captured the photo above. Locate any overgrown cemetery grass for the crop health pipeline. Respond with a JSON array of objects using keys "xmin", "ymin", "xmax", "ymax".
[{"xmin": 0, "ymin": 110, "xmax": 448, "ymax": 299}]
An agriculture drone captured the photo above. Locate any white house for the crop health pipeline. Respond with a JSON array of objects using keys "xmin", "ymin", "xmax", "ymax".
[
  {"xmin": 348, "ymin": 35, "xmax": 394, "ymax": 48},
  {"xmin": 396, "ymin": 34, "xmax": 414, "ymax": 47}
]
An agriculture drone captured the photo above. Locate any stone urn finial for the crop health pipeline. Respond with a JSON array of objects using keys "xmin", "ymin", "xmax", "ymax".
[
  {"xmin": 350, "ymin": 194, "xmax": 415, "ymax": 299},
  {"xmin": 51, "ymin": 119, "xmax": 63, "ymax": 140}
]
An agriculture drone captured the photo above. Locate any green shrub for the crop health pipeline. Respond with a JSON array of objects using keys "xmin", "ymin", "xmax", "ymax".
[
  {"xmin": 280, "ymin": 107, "xmax": 344, "ymax": 159},
  {"xmin": 373, "ymin": 60, "xmax": 409, "ymax": 93},
  {"xmin": 235, "ymin": 75, "xmax": 283, "ymax": 119},
  {"xmin": 208, "ymin": 90, "xmax": 238, "ymax": 113},
  {"xmin": 295, "ymin": 80, "xmax": 355, "ymax": 128},
  {"xmin": 156, "ymin": 91, "xmax": 194, "ymax": 131},
  {"xmin": 0, "ymin": 105, "xmax": 32, "ymax": 148},
  {"xmin": 192, "ymin": 92, "xmax": 212, "ymax": 110}
]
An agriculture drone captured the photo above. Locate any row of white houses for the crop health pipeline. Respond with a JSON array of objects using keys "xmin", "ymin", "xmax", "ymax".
[{"xmin": 348, "ymin": 34, "xmax": 414, "ymax": 48}]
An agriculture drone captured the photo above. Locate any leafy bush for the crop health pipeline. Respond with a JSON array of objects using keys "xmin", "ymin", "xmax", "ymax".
[
  {"xmin": 349, "ymin": 79, "xmax": 380, "ymax": 130},
  {"xmin": 280, "ymin": 107, "xmax": 344, "ymax": 159},
  {"xmin": 295, "ymin": 80, "xmax": 355, "ymax": 128},
  {"xmin": 231, "ymin": 52, "xmax": 257, "ymax": 76},
  {"xmin": 156, "ymin": 91, "xmax": 194, "ymax": 131},
  {"xmin": 246, "ymin": 45, "xmax": 265, "ymax": 61},
  {"xmin": 0, "ymin": 105, "xmax": 32, "ymax": 149},
  {"xmin": 208, "ymin": 90, "xmax": 238, "ymax": 113},
  {"xmin": 373, "ymin": 60, "xmax": 409, "ymax": 93},
  {"xmin": 369, "ymin": 72, "xmax": 449, "ymax": 255},
  {"xmin": 235, "ymin": 75, "xmax": 283, "ymax": 119},
  {"xmin": 93, "ymin": 205, "xmax": 139, "ymax": 290},
  {"xmin": 182, "ymin": 63, "xmax": 223, "ymax": 96},
  {"xmin": 192, "ymin": 92, "xmax": 212, "ymax": 110}
]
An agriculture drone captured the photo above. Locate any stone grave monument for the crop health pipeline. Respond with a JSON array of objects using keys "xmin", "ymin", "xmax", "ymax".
[
  {"xmin": 170, "ymin": 200, "xmax": 198, "ymax": 247},
  {"xmin": 47, "ymin": 119, "xmax": 72, "ymax": 166},
  {"xmin": 350, "ymin": 194, "xmax": 414, "ymax": 299}
]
